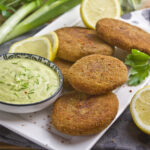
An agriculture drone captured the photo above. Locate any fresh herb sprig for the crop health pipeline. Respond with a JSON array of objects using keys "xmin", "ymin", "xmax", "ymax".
[{"xmin": 125, "ymin": 49, "xmax": 150, "ymax": 86}]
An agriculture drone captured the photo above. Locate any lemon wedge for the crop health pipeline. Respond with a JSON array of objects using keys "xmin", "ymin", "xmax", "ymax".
[
  {"xmin": 130, "ymin": 86, "xmax": 150, "ymax": 134},
  {"xmin": 9, "ymin": 37, "xmax": 53, "ymax": 61},
  {"xmin": 80, "ymin": 0, "xmax": 121, "ymax": 29},
  {"xmin": 42, "ymin": 32, "xmax": 59, "ymax": 61}
]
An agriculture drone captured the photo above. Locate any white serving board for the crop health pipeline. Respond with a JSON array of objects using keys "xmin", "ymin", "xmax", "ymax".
[{"xmin": 1, "ymin": 5, "xmax": 150, "ymax": 150}]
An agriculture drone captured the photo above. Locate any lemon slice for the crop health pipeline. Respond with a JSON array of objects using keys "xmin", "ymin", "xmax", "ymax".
[
  {"xmin": 42, "ymin": 32, "xmax": 59, "ymax": 61},
  {"xmin": 130, "ymin": 86, "xmax": 150, "ymax": 134},
  {"xmin": 80, "ymin": 0, "xmax": 121, "ymax": 29},
  {"xmin": 9, "ymin": 37, "xmax": 53, "ymax": 61}
]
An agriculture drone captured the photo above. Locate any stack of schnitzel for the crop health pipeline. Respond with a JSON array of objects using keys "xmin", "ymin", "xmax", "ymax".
[{"xmin": 51, "ymin": 18, "xmax": 150, "ymax": 136}]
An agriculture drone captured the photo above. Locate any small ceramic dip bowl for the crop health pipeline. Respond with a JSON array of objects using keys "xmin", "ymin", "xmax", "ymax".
[{"xmin": 0, "ymin": 53, "xmax": 63, "ymax": 113}]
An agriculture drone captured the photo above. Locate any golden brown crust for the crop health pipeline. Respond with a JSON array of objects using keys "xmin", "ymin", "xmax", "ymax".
[
  {"xmin": 52, "ymin": 91, "xmax": 118, "ymax": 136},
  {"xmin": 96, "ymin": 18, "xmax": 150, "ymax": 54},
  {"xmin": 56, "ymin": 27, "xmax": 114, "ymax": 62},
  {"xmin": 68, "ymin": 54, "xmax": 128, "ymax": 95},
  {"xmin": 54, "ymin": 58, "xmax": 72, "ymax": 89}
]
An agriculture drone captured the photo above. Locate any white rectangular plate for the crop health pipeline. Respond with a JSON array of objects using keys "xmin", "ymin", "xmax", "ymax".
[{"xmin": 0, "ymin": 5, "xmax": 150, "ymax": 150}]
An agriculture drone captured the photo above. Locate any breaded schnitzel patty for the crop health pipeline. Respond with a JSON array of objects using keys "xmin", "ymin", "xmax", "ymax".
[
  {"xmin": 52, "ymin": 91, "xmax": 118, "ymax": 136},
  {"xmin": 96, "ymin": 18, "xmax": 150, "ymax": 54},
  {"xmin": 55, "ymin": 27, "xmax": 114, "ymax": 62},
  {"xmin": 68, "ymin": 54, "xmax": 128, "ymax": 95},
  {"xmin": 54, "ymin": 58, "xmax": 72, "ymax": 88}
]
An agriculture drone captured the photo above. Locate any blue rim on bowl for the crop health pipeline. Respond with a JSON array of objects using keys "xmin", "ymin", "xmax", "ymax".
[{"xmin": 0, "ymin": 53, "xmax": 63, "ymax": 106}]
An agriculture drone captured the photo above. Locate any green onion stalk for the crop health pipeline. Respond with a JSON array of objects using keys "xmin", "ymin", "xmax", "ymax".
[
  {"xmin": 120, "ymin": 0, "xmax": 142, "ymax": 15},
  {"xmin": 0, "ymin": 0, "xmax": 43, "ymax": 44},
  {"xmin": 3, "ymin": 0, "xmax": 81, "ymax": 44}
]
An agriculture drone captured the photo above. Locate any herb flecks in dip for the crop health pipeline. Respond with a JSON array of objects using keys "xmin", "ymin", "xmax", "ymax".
[{"xmin": 0, "ymin": 58, "xmax": 59, "ymax": 104}]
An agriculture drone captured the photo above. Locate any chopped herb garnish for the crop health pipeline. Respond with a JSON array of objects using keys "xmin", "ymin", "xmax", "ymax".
[
  {"xmin": 12, "ymin": 62, "xmax": 18, "ymax": 64},
  {"xmin": 7, "ymin": 83, "xmax": 11, "ymax": 86},
  {"xmin": 27, "ymin": 94, "xmax": 31, "ymax": 99},
  {"xmin": 0, "ymin": 81, "xmax": 4, "ymax": 84},
  {"xmin": 25, "ymin": 68, "xmax": 30, "ymax": 72},
  {"xmin": 0, "ymin": 58, "xmax": 60, "ymax": 104},
  {"xmin": 21, "ymin": 82, "xmax": 29, "ymax": 88},
  {"xmin": 14, "ymin": 92, "xmax": 18, "ymax": 97},
  {"xmin": 28, "ymin": 75, "xmax": 34, "ymax": 79},
  {"xmin": 28, "ymin": 90, "xmax": 34, "ymax": 94},
  {"xmin": 22, "ymin": 66, "xmax": 30, "ymax": 71},
  {"xmin": 47, "ymin": 84, "xmax": 51, "ymax": 91},
  {"xmin": 2, "ymin": 75, "xmax": 5, "ymax": 79},
  {"xmin": 49, "ymin": 91, "xmax": 53, "ymax": 96},
  {"xmin": 22, "ymin": 73, "xmax": 26, "ymax": 76},
  {"xmin": 17, "ymin": 87, "xmax": 26, "ymax": 91},
  {"xmin": 35, "ymin": 79, "xmax": 39, "ymax": 84},
  {"xmin": 30, "ymin": 89, "xmax": 34, "ymax": 92}
]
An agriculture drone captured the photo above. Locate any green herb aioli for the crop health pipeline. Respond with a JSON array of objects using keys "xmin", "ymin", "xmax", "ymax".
[{"xmin": 0, "ymin": 58, "xmax": 59, "ymax": 104}]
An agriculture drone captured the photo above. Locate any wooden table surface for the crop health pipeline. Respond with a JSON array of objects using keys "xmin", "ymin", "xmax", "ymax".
[{"xmin": 0, "ymin": 143, "xmax": 33, "ymax": 150}]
